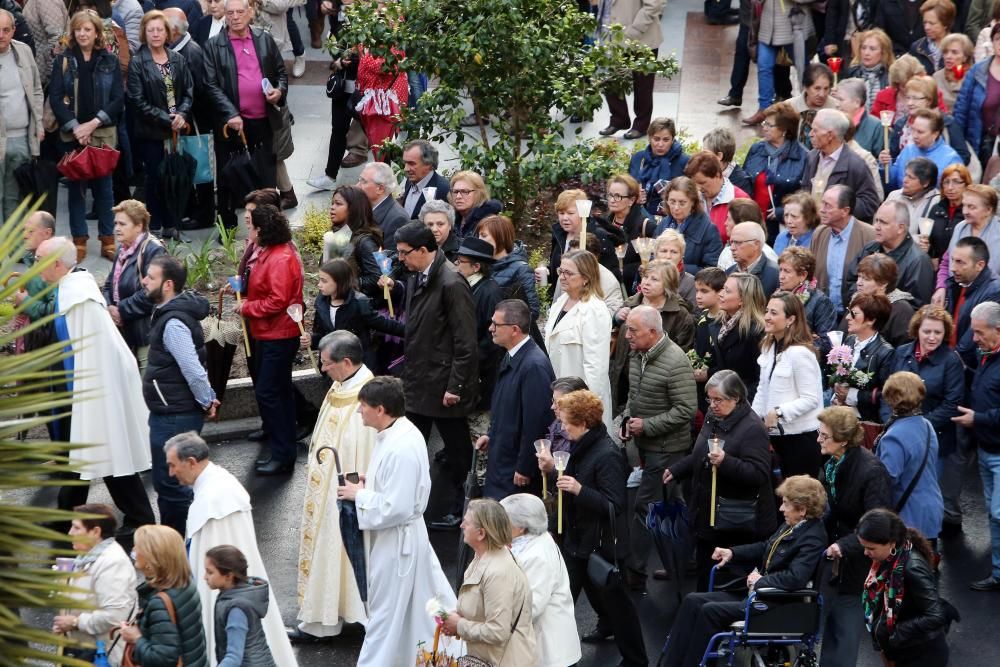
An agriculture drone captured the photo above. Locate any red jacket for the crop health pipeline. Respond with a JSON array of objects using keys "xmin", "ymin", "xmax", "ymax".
[
  {"xmin": 242, "ymin": 242, "xmax": 303, "ymax": 340},
  {"xmin": 870, "ymin": 86, "xmax": 948, "ymax": 121}
]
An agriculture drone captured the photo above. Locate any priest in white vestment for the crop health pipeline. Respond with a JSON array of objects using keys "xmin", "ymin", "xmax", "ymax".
[
  {"xmin": 291, "ymin": 331, "xmax": 375, "ymax": 640},
  {"xmin": 36, "ymin": 237, "xmax": 155, "ymax": 534},
  {"xmin": 337, "ymin": 376, "xmax": 459, "ymax": 667},
  {"xmin": 163, "ymin": 432, "xmax": 298, "ymax": 667}
]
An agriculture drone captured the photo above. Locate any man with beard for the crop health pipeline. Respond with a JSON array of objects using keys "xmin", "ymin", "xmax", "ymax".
[{"xmin": 141, "ymin": 255, "xmax": 218, "ymax": 536}]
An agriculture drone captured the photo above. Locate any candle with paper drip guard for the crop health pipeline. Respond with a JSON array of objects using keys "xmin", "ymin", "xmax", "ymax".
[
  {"xmin": 827, "ymin": 57, "xmax": 842, "ymax": 85},
  {"xmin": 423, "ymin": 186, "xmax": 437, "ymax": 202},
  {"xmin": 631, "ymin": 236, "xmax": 656, "ymax": 269},
  {"xmin": 879, "ymin": 111, "xmax": 893, "ymax": 184},
  {"xmin": 827, "ymin": 330, "xmax": 844, "ymax": 348},
  {"xmin": 708, "ymin": 437, "xmax": 725, "ymax": 527},
  {"xmin": 918, "ymin": 217, "xmax": 934, "ymax": 243},
  {"xmin": 615, "ymin": 243, "xmax": 627, "ymax": 274},
  {"xmin": 227, "ymin": 276, "xmax": 252, "ymax": 357},
  {"xmin": 553, "ymin": 450, "xmax": 571, "ymax": 533},
  {"xmin": 575, "ymin": 198, "xmax": 593, "ymax": 221},
  {"xmin": 286, "ymin": 303, "xmax": 318, "ymax": 373},
  {"xmin": 534, "ymin": 438, "xmax": 551, "ymax": 498}
]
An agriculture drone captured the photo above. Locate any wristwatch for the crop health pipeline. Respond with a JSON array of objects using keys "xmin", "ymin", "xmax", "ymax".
[{"xmin": 774, "ymin": 406, "xmax": 784, "ymax": 422}]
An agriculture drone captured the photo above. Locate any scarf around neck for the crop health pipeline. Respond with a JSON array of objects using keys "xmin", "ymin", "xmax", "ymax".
[
  {"xmin": 717, "ymin": 309, "xmax": 742, "ymax": 341},
  {"xmin": 863, "ymin": 539, "xmax": 912, "ymax": 633}
]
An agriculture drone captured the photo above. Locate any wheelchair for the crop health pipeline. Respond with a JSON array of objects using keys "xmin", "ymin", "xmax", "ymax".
[{"xmin": 661, "ymin": 563, "xmax": 824, "ymax": 667}]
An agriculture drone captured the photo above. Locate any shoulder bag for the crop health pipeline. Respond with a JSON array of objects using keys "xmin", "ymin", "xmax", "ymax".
[
  {"xmin": 893, "ymin": 423, "xmax": 932, "ymax": 514},
  {"xmin": 122, "ymin": 592, "xmax": 183, "ymax": 667},
  {"xmin": 587, "ymin": 501, "xmax": 622, "ymax": 588}
]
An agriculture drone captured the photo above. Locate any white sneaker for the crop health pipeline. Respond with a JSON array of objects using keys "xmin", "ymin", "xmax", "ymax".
[
  {"xmin": 307, "ymin": 174, "xmax": 336, "ymax": 191},
  {"xmin": 292, "ymin": 55, "xmax": 306, "ymax": 79},
  {"xmin": 627, "ymin": 466, "xmax": 643, "ymax": 489}
]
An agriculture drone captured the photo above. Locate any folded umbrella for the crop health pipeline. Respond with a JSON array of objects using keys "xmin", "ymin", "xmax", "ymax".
[
  {"xmin": 159, "ymin": 133, "xmax": 197, "ymax": 225},
  {"xmin": 646, "ymin": 493, "xmax": 693, "ymax": 604},
  {"xmin": 315, "ymin": 445, "xmax": 367, "ymax": 602},
  {"xmin": 200, "ymin": 291, "xmax": 242, "ymax": 401},
  {"xmin": 454, "ymin": 447, "xmax": 484, "ymax": 592}
]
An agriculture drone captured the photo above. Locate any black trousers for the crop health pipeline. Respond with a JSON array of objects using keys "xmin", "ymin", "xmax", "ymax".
[
  {"xmin": 246, "ymin": 330, "xmax": 319, "ymax": 430},
  {"xmin": 662, "ymin": 591, "xmax": 745, "ymax": 667},
  {"xmin": 254, "ymin": 337, "xmax": 300, "ymax": 465},
  {"xmin": 771, "ymin": 430, "xmax": 821, "ymax": 480},
  {"xmin": 695, "ymin": 532, "xmax": 755, "ymax": 591},
  {"xmin": 888, "ymin": 634, "xmax": 949, "ymax": 667},
  {"xmin": 728, "ymin": 25, "xmax": 791, "ymax": 101},
  {"xmin": 216, "ymin": 117, "xmax": 274, "ymax": 228},
  {"xmin": 408, "ymin": 412, "xmax": 471, "ymax": 512},
  {"xmin": 325, "ymin": 97, "xmax": 353, "ymax": 179},
  {"xmin": 606, "ymin": 49, "xmax": 658, "ymax": 134},
  {"xmin": 565, "ymin": 553, "xmax": 648, "ymax": 667}
]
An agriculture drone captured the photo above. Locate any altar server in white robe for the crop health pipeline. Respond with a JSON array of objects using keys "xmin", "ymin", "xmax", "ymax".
[
  {"xmin": 163, "ymin": 432, "xmax": 298, "ymax": 667},
  {"xmin": 337, "ymin": 376, "xmax": 459, "ymax": 667},
  {"xmin": 290, "ymin": 331, "xmax": 374, "ymax": 641}
]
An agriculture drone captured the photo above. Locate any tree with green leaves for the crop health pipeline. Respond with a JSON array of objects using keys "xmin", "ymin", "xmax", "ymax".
[
  {"xmin": 337, "ymin": 0, "xmax": 677, "ymax": 225},
  {"xmin": 0, "ymin": 199, "xmax": 95, "ymax": 666}
]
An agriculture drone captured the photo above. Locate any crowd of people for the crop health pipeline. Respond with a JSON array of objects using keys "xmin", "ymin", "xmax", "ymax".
[{"xmin": 9, "ymin": 0, "xmax": 1000, "ymax": 665}]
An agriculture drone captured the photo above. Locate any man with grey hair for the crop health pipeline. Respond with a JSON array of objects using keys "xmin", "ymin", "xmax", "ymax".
[
  {"xmin": 290, "ymin": 330, "xmax": 377, "ymax": 641},
  {"xmin": 34, "ymin": 237, "xmax": 155, "ymax": 546},
  {"xmin": 359, "ymin": 161, "xmax": 408, "ymax": 245},
  {"xmin": 0, "ymin": 6, "xmax": 43, "ymax": 220},
  {"xmin": 725, "ymin": 221, "xmax": 779, "ymax": 296},
  {"xmin": 621, "ymin": 304, "xmax": 696, "ymax": 585},
  {"xmin": 800, "ymin": 108, "xmax": 880, "ymax": 222},
  {"xmin": 400, "ymin": 139, "xmax": 450, "ymax": 219},
  {"xmin": 168, "ymin": 431, "xmax": 298, "ymax": 662},
  {"xmin": 844, "ymin": 200, "xmax": 935, "ymax": 306},
  {"xmin": 953, "ymin": 301, "xmax": 1000, "ymax": 591},
  {"xmin": 833, "ymin": 78, "xmax": 884, "ymax": 158},
  {"xmin": 15, "ymin": 211, "xmax": 56, "ymax": 329}
]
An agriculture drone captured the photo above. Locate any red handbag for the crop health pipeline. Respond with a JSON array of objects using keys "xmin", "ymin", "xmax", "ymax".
[{"xmin": 57, "ymin": 143, "xmax": 121, "ymax": 182}]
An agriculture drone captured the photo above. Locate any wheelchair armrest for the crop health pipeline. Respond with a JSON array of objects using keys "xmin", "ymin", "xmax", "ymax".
[{"xmin": 753, "ymin": 587, "xmax": 819, "ymax": 599}]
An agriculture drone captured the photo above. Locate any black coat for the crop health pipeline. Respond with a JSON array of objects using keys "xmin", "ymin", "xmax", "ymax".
[
  {"xmin": 669, "ymin": 400, "xmax": 777, "ymax": 541},
  {"xmin": 347, "ymin": 232, "xmax": 384, "ymax": 300},
  {"xmin": 373, "ymin": 197, "xmax": 409, "ymax": 248},
  {"xmin": 871, "ymin": 551, "xmax": 952, "ymax": 658},
  {"xmin": 309, "ymin": 290, "xmax": 404, "ymax": 370},
  {"xmin": 822, "ymin": 447, "xmax": 892, "ymax": 595},
  {"xmin": 875, "ymin": 0, "xmax": 926, "ymax": 55},
  {"xmin": 612, "ymin": 205, "xmax": 657, "ymax": 294},
  {"xmin": 400, "ymin": 252, "xmax": 479, "ymax": 417},
  {"xmin": 202, "ymin": 27, "xmax": 287, "ymax": 133},
  {"xmin": 127, "ymin": 47, "xmax": 194, "ymax": 141},
  {"xmin": 708, "ymin": 322, "xmax": 765, "ymax": 402},
  {"xmin": 546, "ymin": 217, "xmax": 626, "ymax": 298},
  {"xmin": 554, "ymin": 424, "xmax": 629, "ymax": 562},
  {"xmin": 175, "ymin": 38, "xmax": 213, "ymax": 132},
  {"xmin": 456, "ymin": 199, "xmax": 502, "ymax": 237},
  {"xmin": 399, "ymin": 170, "xmax": 451, "ymax": 219},
  {"xmin": 730, "ymin": 519, "xmax": 828, "ymax": 591},
  {"xmin": 190, "ymin": 15, "xmax": 214, "ymax": 47},
  {"xmin": 925, "ymin": 199, "xmax": 961, "ymax": 260},
  {"xmin": 470, "ymin": 275, "xmax": 504, "ymax": 409},
  {"xmin": 842, "ymin": 333, "xmax": 895, "ymax": 422},
  {"xmin": 102, "ymin": 237, "xmax": 167, "ymax": 350}
]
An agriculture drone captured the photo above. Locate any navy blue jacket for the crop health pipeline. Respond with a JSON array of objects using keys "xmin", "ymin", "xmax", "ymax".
[
  {"xmin": 951, "ymin": 57, "xmax": 993, "ymax": 158},
  {"xmin": 629, "ymin": 141, "xmax": 689, "ymax": 216},
  {"xmin": 49, "ymin": 49, "xmax": 125, "ymax": 133},
  {"xmin": 742, "ymin": 139, "xmax": 809, "ymax": 224},
  {"xmin": 485, "ymin": 339, "xmax": 556, "ymax": 499},
  {"xmin": 726, "ymin": 255, "xmax": 780, "ymax": 298},
  {"xmin": 945, "ymin": 267, "xmax": 1000, "ymax": 370},
  {"xmin": 971, "ymin": 350, "xmax": 1000, "ymax": 453},
  {"xmin": 653, "ymin": 211, "xmax": 722, "ymax": 275},
  {"xmin": 399, "ymin": 170, "xmax": 450, "ymax": 220},
  {"xmin": 884, "ymin": 342, "xmax": 966, "ymax": 457}
]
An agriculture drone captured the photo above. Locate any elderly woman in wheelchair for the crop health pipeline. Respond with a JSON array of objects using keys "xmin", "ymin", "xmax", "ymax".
[{"xmin": 662, "ymin": 475, "xmax": 828, "ymax": 667}]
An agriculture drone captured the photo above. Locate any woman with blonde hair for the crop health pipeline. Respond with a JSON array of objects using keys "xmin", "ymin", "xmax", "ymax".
[
  {"xmin": 653, "ymin": 229, "xmax": 697, "ymax": 304},
  {"xmin": 118, "ymin": 525, "xmax": 207, "ymax": 666},
  {"xmin": 871, "ymin": 54, "xmax": 930, "ymax": 123},
  {"xmin": 707, "ymin": 273, "xmax": 766, "ymax": 400},
  {"xmin": 847, "ymin": 29, "xmax": 895, "ymax": 112},
  {"xmin": 933, "ymin": 33, "xmax": 974, "ymax": 110},
  {"xmin": 450, "ymin": 170, "xmax": 502, "ymax": 237},
  {"xmin": 441, "ymin": 499, "xmax": 537, "ymax": 667},
  {"xmin": 605, "ymin": 173, "xmax": 656, "ymax": 292},
  {"xmin": 545, "ymin": 250, "xmax": 614, "ymax": 428}
]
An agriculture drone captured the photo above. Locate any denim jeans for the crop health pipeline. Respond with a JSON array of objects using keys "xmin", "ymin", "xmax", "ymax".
[
  {"xmin": 64, "ymin": 142, "xmax": 114, "ymax": 237},
  {"xmin": 255, "ymin": 337, "xmax": 299, "ymax": 465},
  {"xmin": 149, "ymin": 411, "xmax": 203, "ymax": 535},
  {"xmin": 756, "ymin": 42, "xmax": 779, "ymax": 111},
  {"xmin": 979, "ymin": 448, "xmax": 1000, "ymax": 578},
  {"xmin": 407, "ymin": 71, "xmax": 429, "ymax": 108}
]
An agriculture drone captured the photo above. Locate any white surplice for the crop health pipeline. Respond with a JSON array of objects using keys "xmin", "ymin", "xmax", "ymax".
[
  {"xmin": 296, "ymin": 365, "xmax": 375, "ymax": 635},
  {"xmin": 355, "ymin": 417, "xmax": 458, "ymax": 667},
  {"xmin": 57, "ymin": 270, "xmax": 150, "ymax": 480},
  {"xmin": 186, "ymin": 463, "xmax": 298, "ymax": 667}
]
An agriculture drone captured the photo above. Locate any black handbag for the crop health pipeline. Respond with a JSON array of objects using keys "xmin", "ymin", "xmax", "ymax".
[
  {"xmin": 587, "ymin": 502, "xmax": 621, "ymax": 587},
  {"xmin": 713, "ymin": 495, "xmax": 758, "ymax": 533},
  {"xmin": 326, "ymin": 68, "xmax": 348, "ymax": 100}
]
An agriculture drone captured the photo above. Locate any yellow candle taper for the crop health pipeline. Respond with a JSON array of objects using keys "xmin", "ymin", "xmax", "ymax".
[
  {"xmin": 296, "ymin": 321, "xmax": 318, "ymax": 372},
  {"xmin": 384, "ymin": 283, "xmax": 394, "ymax": 318},
  {"xmin": 431, "ymin": 624, "xmax": 441, "ymax": 660},
  {"xmin": 557, "ymin": 469, "xmax": 563, "ymax": 533},
  {"xmin": 709, "ymin": 465, "xmax": 717, "ymax": 527},
  {"xmin": 235, "ymin": 292, "xmax": 252, "ymax": 357},
  {"xmin": 883, "ymin": 126, "xmax": 890, "ymax": 184}
]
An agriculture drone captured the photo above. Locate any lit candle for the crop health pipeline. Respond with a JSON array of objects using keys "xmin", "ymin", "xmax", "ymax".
[
  {"xmin": 827, "ymin": 57, "xmax": 842, "ymax": 86},
  {"xmin": 951, "ymin": 64, "xmax": 967, "ymax": 81},
  {"xmin": 533, "ymin": 439, "xmax": 551, "ymax": 498},
  {"xmin": 553, "ymin": 451, "xmax": 570, "ymax": 534},
  {"xmin": 879, "ymin": 111, "xmax": 894, "ymax": 185}
]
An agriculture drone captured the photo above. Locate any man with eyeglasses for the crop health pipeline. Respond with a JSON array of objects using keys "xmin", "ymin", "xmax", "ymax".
[
  {"xmin": 810, "ymin": 184, "xmax": 875, "ymax": 317},
  {"xmin": 725, "ymin": 221, "xmax": 779, "ymax": 297},
  {"xmin": 800, "ymin": 109, "xmax": 881, "ymax": 222},
  {"xmin": 475, "ymin": 299, "xmax": 555, "ymax": 500},
  {"xmin": 358, "ymin": 160, "xmax": 409, "ymax": 246}
]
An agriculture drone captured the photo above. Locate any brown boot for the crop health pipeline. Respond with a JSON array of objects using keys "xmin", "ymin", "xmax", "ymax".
[
  {"xmin": 98, "ymin": 235, "xmax": 116, "ymax": 261},
  {"xmin": 309, "ymin": 17, "xmax": 324, "ymax": 49},
  {"xmin": 73, "ymin": 236, "xmax": 89, "ymax": 263}
]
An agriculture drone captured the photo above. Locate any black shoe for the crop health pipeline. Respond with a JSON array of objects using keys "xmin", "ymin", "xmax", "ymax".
[
  {"xmin": 286, "ymin": 627, "xmax": 326, "ymax": 643},
  {"xmin": 970, "ymin": 576, "xmax": 1000, "ymax": 591},
  {"xmin": 581, "ymin": 627, "xmax": 614, "ymax": 642},
  {"xmin": 256, "ymin": 459, "xmax": 294, "ymax": 476},
  {"xmin": 623, "ymin": 129, "xmax": 644, "ymax": 140},
  {"xmin": 598, "ymin": 125, "xmax": 625, "ymax": 137},
  {"xmin": 706, "ymin": 14, "xmax": 739, "ymax": 25},
  {"xmin": 255, "ymin": 448, "xmax": 271, "ymax": 466},
  {"xmin": 717, "ymin": 95, "xmax": 743, "ymax": 107},
  {"xmin": 428, "ymin": 513, "xmax": 462, "ymax": 530},
  {"xmin": 180, "ymin": 218, "xmax": 214, "ymax": 231},
  {"xmin": 941, "ymin": 519, "xmax": 962, "ymax": 536},
  {"xmin": 248, "ymin": 429, "xmax": 267, "ymax": 442}
]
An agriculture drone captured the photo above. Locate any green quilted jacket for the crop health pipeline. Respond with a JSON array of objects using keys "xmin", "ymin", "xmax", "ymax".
[
  {"xmin": 625, "ymin": 334, "xmax": 698, "ymax": 454},
  {"xmin": 132, "ymin": 580, "xmax": 208, "ymax": 667}
]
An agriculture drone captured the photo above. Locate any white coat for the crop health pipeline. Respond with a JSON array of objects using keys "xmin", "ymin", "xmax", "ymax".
[
  {"xmin": 752, "ymin": 342, "xmax": 823, "ymax": 435},
  {"xmin": 544, "ymin": 293, "xmax": 614, "ymax": 429},
  {"xmin": 510, "ymin": 533, "xmax": 582, "ymax": 667}
]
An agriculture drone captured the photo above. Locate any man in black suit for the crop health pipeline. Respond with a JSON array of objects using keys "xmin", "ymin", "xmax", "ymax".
[
  {"xmin": 400, "ymin": 139, "xmax": 450, "ymax": 219},
  {"xmin": 358, "ymin": 161, "xmax": 409, "ymax": 247}
]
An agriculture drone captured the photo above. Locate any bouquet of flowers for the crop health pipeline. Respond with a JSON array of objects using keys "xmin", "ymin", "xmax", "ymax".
[
  {"xmin": 687, "ymin": 348, "xmax": 711, "ymax": 371},
  {"xmin": 416, "ymin": 597, "xmax": 459, "ymax": 666},
  {"xmin": 826, "ymin": 345, "xmax": 874, "ymax": 388}
]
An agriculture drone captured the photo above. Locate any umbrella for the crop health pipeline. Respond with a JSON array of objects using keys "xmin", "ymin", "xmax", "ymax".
[
  {"xmin": 159, "ymin": 133, "xmax": 197, "ymax": 225},
  {"xmin": 14, "ymin": 159, "xmax": 59, "ymax": 215},
  {"xmin": 646, "ymin": 492, "xmax": 693, "ymax": 604},
  {"xmin": 200, "ymin": 291, "xmax": 242, "ymax": 401},
  {"xmin": 315, "ymin": 445, "xmax": 367, "ymax": 602},
  {"xmin": 454, "ymin": 447, "xmax": 483, "ymax": 593},
  {"xmin": 219, "ymin": 127, "xmax": 261, "ymax": 204}
]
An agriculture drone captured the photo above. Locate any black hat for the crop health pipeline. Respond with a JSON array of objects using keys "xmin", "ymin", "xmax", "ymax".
[{"xmin": 456, "ymin": 237, "xmax": 496, "ymax": 263}]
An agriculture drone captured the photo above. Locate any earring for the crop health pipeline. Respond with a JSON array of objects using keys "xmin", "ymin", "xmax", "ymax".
[{"xmin": 889, "ymin": 546, "xmax": 897, "ymax": 556}]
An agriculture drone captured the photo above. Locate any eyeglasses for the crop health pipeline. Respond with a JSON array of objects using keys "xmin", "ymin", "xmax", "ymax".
[
  {"xmin": 707, "ymin": 396, "xmax": 734, "ymax": 405},
  {"xmin": 397, "ymin": 247, "xmax": 417, "ymax": 258},
  {"xmin": 846, "ymin": 310, "xmax": 863, "ymax": 320},
  {"xmin": 761, "ymin": 121, "xmax": 777, "ymax": 129},
  {"xmin": 489, "ymin": 320, "xmax": 516, "ymax": 329},
  {"xmin": 607, "ymin": 192, "xmax": 633, "ymax": 202},
  {"xmin": 941, "ymin": 178, "xmax": 966, "ymax": 187},
  {"xmin": 452, "ymin": 188, "xmax": 475, "ymax": 196},
  {"xmin": 556, "ymin": 268, "xmax": 579, "ymax": 277},
  {"xmin": 728, "ymin": 238, "xmax": 753, "ymax": 247},
  {"xmin": 817, "ymin": 432, "xmax": 833, "ymax": 442}
]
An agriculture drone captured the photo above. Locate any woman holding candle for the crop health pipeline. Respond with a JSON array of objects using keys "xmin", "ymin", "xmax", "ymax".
[
  {"xmin": 652, "ymin": 176, "xmax": 723, "ymax": 274},
  {"xmin": 932, "ymin": 33, "xmax": 974, "ymax": 110},
  {"xmin": 923, "ymin": 163, "xmax": 970, "ymax": 263},
  {"xmin": 952, "ymin": 24, "xmax": 1000, "ymax": 167},
  {"xmin": 663, "ymin": 370, "xmax": 778, "ymax": 591},
  {"xmin": 881, "ymin": 78, "xmax": 969, "ymax": 167},
  {"xmin": 441, "ymin": 499, "xmax": 537, "ymax": 666},
  {"xmin": 909, "ymin": 0, "xmax": 957, "ymax": 73},
  {"xmin": 653, "ymin": 230, "xmax": 698, "ymax": 305},
  {"xmin": 871, "ymin": 55, "xmax": 940, "ymax": 124},
  {"xmin": 707, "ymin": 273, "xmax": 767, "ymax": 401},
  {"xmin": 326, "ymin": 185, "xmax": 383, "ymax": 300},
  {"xmin": 848, "ymin": 29, "xmax": 895, "ymax": 113},
  {"xmin": 541, "ymin": 189, "xmax": 626, "ymax": 297},
  {"xmin": 536, "ymin": 389, "xmax": 647, "ymax": 666}
]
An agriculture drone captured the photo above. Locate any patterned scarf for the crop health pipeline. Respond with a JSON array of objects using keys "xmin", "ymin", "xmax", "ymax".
[
  {"xmin": 792, "ymin": 278, "xmax": 816, "ymax": 305},
  {"xmin": 824, "ymin": 448, "xmax": 848, "ymax": 502},
  {"xmin": 717, "ymin": 309, "xmax": 742, "ymax": 342},
  {"xmin": 862, "ymin": 540, "xmax": 912, "ymax": 633},
  {"xmin": 112, "ymin": 233, "xmax": 146, "ymax": 304},
  {"xmin": 858, "ymin": 65, "xmax": 885, "ymax": 113},
  {"xmin": 73, "ymin": 537, "xmax": 116, "ymax": 572}
]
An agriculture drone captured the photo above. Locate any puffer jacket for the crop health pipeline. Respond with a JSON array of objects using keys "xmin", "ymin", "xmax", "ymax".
[
  {"xmin": 126, "ymin": 46, "xmax": 194, "ymax": 141},
  {"xmin": 652, "ymin": 211, "xmax": 723, "ymax": 274},
  {"xmin": 102, "ymin": 235, "xmax": 167, "ymax": 350},
  {"xmin": 492, "ymin": 241, "xmax": 541, "ymax": 318},
  {"xmin": 623, "ymin": 333, "xmax": 697, "ymax": 454},
  {"xmin": 456, "ymin": 199, "xmax": 503, "ymax": 238},
  {"xmin": 214, "ymin": 577, "xmax": 276, "ymax": 666},
  {"xmin": 132, "ymin": 580, "xmax": 207, "ymax": 667},
  {"xmin": 951, "ymin": 56, "xmax": 993, "ymax": 159}
]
